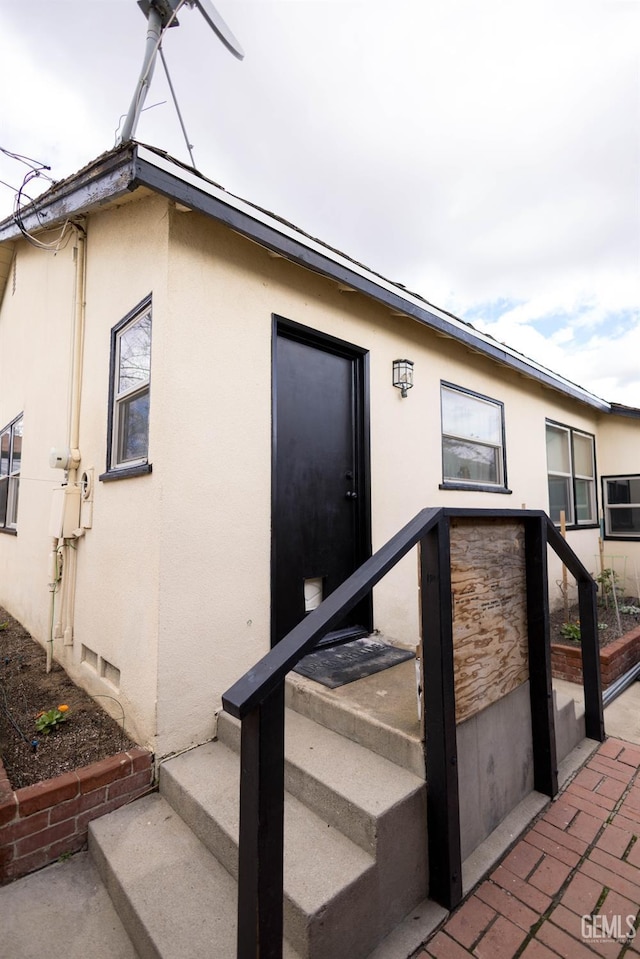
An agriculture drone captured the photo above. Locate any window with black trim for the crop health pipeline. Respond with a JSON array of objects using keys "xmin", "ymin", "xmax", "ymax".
[
  {"xmin": 545, "ymin": 421, "xmax": 596, "ymax": 526},
  {"xmin": 0, "ymin": 413, "xmax": 23, "ymax": 531},
  {"xmin": 105, "ymin": 297, "xmax": 152, "ymax": 477},
  {"xmin": 602, "ymin": 475, "xmax": 640, "ymax": 539},
  {"xmin": 440, "ymin": 383, "xmax": 507, "ymax": 489}
]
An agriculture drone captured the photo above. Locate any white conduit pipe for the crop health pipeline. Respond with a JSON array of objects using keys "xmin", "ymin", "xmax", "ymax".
[
  {"xmin": 46, "ymin": 537, "xmax": 62, "ymax": 674},
  {"xmin": 62, "ymin": 224, "xmax": 87, "ymax": 646},
  {"xmin": 67, "ymin": 223, "xmax": 86, "ymax": 482},
  {"xmin": 47, "ymin": 224, "xmax": 86, "ymax": 667}
]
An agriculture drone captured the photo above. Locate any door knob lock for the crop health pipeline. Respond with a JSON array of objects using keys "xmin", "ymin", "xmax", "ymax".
[{"xmin": 345, "ymin": 491, "xmax": 358, "ymax": 499}]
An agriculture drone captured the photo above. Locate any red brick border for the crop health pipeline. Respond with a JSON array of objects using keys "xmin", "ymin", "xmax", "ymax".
[
  {"xmin": 551, "ymin": 625, "xmax": 640, "ymax": 688},
  {"xmin": 0, "ymin": 748, "xmax": 154, "ymax": 883}
]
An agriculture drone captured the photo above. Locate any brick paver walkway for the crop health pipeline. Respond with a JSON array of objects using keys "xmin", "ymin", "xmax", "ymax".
[{"xmin": 416, "ymin": 738, "xmax": 640, "ymax": 959}]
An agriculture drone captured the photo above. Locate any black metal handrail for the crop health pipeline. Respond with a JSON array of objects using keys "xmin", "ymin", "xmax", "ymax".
[
  {"xmin": 544, "ymin": 516, "xmax": 603, "ymax": 739},
  {"xmin": 222, "ymin": 508, "xmax": 604, "ymax": 958}
]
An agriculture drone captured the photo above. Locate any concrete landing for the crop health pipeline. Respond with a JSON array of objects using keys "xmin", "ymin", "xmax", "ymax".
[
  {"xmin": 605, "ymin": 680, "xmax": 640, "ymax": 744},
  {"xmin": 556, "ymin": 676, "xmax": 640, "ymax": 746},
  {"xmin": 286, "ymin": 655, "xmax": 425, "ymax": 777}
]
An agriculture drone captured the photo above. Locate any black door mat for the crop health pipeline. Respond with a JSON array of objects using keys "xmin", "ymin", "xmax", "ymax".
[{"xmin": 293, "ymin": 637, "xmax": 414, "ymax": 689}]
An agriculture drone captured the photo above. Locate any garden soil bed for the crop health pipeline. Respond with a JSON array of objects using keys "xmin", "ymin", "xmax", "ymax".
[{"xmin": 0, "ymin": 607, "xmax": 137, "ymax": 790}]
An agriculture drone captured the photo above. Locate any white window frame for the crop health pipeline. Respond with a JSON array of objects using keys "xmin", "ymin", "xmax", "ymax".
[
  {"xmin": 440, "ymin": 382, "xmax": 507, "ymax": 490},
  {"xmin": 0, "ymin": 413, "xmax": 23, "ymax": 531},
  {"xmin": 602, "ymin": 475, "xmax": 640, "ymax": 540},
  {"xmin": 105, "ymin": 297, "xmax": 152, "ymax": 477},
  {"xmin": 545, "ymin": 421, "xmax": 596, "ymax": 527}
]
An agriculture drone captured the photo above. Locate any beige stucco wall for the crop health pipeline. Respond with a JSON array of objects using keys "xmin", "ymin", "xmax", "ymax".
[
  {"xmin": 1, "ymin": 189, "xmax": 638, "ymax": 759},
  {"xmin": 0, "ymin": 199, "xmax": 167, "ymax": 752},
  {"xmin": 66, "ymin": 194, "xmax": 169, "ymax": 749},
  {"xmin": 0, "ymin": 238, "xmax": 78, "ymax": 636}
]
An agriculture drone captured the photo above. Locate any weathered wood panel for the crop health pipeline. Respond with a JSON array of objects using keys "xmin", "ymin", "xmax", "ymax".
[{"xmin": 450, "ymin": 519, "xmax": 528, "ymax": 724}]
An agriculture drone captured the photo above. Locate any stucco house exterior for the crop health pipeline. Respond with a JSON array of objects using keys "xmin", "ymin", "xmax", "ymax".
[{"xmin": 0, "ymin": 141, "xmax": 639, "ymax": 763}]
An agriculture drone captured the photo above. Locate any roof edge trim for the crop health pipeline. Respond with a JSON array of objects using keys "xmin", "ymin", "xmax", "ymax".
[{"xmin": 0, "ymin": 147, "xmax": 139, "ymax": 244}]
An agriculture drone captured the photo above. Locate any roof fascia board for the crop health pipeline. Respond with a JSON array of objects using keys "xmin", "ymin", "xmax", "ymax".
[
  {"xmin": 0, "ymin": 149, "xmax": 138, "ymax": 244},
  {"xmin": 133, "ymin": 147, "xmax": 610, "ymax": 413},
  {"xmin": 610, "ymin": 404, "xmax": 640, "ymax": 419},
  {"xmin": 0, "ymin": 241, "xmax": 16, "ymax": 309}
]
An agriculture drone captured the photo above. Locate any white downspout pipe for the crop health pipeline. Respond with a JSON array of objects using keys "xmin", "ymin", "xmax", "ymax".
[
  {"xmin": 67, "ymin": 223, "xmax": 86, "ymax": 482},
  {"xmin": 62, "ymin": 223, "xmax": 87, "ymax": 647},
  {"xmin": 47, "ymin": 223, "xmax": 86, "ymax": 669}
]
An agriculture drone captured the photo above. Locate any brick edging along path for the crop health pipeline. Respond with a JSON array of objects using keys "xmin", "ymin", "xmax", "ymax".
[
  {"xmin": 416, "ymin": 737, "xmax": 640, "ymax": 959},
  {"xmin": 0, "ymin": 747, "xmax": 154, "ymax": 883}
]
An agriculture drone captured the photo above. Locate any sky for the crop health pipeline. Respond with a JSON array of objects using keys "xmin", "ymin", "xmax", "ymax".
[{"xmin": 1, "ymin": 0, "xmax": 639, "ymax": 406}]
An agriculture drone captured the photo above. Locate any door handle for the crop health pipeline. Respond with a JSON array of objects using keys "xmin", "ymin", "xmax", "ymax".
[{"xmin": 345, "ymin": 491, "xmax": 358, "ymax": 499}]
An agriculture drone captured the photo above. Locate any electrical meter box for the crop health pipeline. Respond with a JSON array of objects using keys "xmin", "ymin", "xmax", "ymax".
[{"xmin": 49, "ymin": 485, "xmax": 81, "ymax": 539}]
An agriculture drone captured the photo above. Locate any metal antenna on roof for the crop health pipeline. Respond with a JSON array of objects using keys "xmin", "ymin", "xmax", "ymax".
[{"xmin": 117, "ymin": 0, "xmax": 244, "ymax": 147}]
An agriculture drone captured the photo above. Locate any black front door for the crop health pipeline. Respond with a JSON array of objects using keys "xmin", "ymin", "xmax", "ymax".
[{"xmin": 273, "ymin": 320, "xmax": 371, "ymax": 645}]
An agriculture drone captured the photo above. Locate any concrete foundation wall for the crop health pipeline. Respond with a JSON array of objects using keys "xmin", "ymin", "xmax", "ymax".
[{"xmin": 457, "ymin": 681, "xmax": 534, "ymax": 860}]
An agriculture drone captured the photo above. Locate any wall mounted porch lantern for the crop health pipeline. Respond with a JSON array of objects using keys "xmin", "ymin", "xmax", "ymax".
[{"xmin": 392, "ymin": 359, "xmax": 414, "ymax": 398}]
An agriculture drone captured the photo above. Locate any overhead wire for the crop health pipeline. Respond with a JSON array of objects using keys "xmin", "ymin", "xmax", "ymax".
[
  {"xmin": 13, "ymin": 168, "xmax": 72, "ymax": 252},
  {"xmin": 1, "ymin": 147, "xmax": 54, "ymax": 173},
  {"xmin": 1, "ymin": 146, "xmax": 71, "ymax": 252},
  {"xmin": 113, "ymin": 99, "xmax": 167, "ymax": 145}
]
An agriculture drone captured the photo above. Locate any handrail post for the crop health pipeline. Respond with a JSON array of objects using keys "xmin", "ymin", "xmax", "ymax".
[
  {"xmin": 524, "ymin": 516, "xmax": 558, "ymax": 796},
  {"xmin": 421, "ymin": 514, "xmax": 462, "ymax": 910},
  {"xmin": 236, "ymin": 683, "xmax": 285, "ymax": 959},
  {"xmin": 578, "ymin": 577, "xmax": 605, "ymax": 741},
  {"xmin": 543, "ymin": 516, "xmax": 605, "ymax": 744}
]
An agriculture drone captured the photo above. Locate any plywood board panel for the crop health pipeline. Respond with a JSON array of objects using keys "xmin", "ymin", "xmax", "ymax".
[{"xmin": 450, "ymin": 519, "xmax": 528, "ymax": 724}]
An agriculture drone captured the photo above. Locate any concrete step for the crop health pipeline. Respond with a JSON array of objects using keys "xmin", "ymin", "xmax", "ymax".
[
  {"xmin": 86, "ymin": 679, "xmax": 589, "ymax": 959},
  {"xmin": 160, "ymin": 737, "xmax": 399, "ymax": 959},
  {"xmin": 89, "ymin": 691, "xmax": 429, "ymax": 959},
  {"xmin": 217, "ymin": 707, "xmax": 426, "ymax": 859},
  {"xmin": 285, "ymin": 657, "xmax": 425, "ymax": 777},
  {"xmin": 89, "ymin": 792, "xmax": 300, "ymax": 959}
]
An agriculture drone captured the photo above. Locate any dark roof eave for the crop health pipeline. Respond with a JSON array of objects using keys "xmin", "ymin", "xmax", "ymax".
[{"xmin": 610, "ymin": 403, "xmax": 640, "ymax": 419}]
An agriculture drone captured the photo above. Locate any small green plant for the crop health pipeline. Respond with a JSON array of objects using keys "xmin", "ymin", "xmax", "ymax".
[
  {"xmin": 560, "ymin": 621, "xmax": 582, "ymax": 642},
  {"xmin": 560, "ymin": 621, "xmax": 607, "ymax": 642},
  {"xmin": 35, "ymin": 704, "xmax": 69, "ymax": 735},
  {"xmin": 0, "ymin": 621, "xmax": 8, "ymax": 630},
  {"xmin": 595, "ymin": 567, "xmax": 621, "ymax": 607},
  {"xmin": 620, "ymin": 604, "xmax": 640, "ymax": 615}
]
